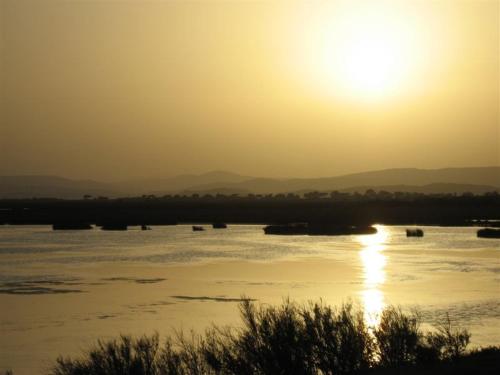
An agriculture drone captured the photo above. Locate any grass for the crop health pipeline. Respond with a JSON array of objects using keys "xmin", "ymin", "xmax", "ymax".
[{"xmin": 3, "ymin": 299, "xmax": 499, "ymax": 375}]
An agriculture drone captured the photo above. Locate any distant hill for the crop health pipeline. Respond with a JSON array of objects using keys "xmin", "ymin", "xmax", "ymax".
[
  {"xmin": 0, "ymin": 176, "xmax": 120, "ymax": 199},
  {"xmin": 339, "ymin": 183, "xmax": 499, "ymax": 195},
  {"xmin": 183, "ymin": 167, "xmax": 500, "ymax": 194},
  {"xmin": 1, "ymin": 167, "xmax": 498, "ymax": 198},
  {"xmin": 115, "ymin": 171, "xmax": 251, "ymax": 196}
]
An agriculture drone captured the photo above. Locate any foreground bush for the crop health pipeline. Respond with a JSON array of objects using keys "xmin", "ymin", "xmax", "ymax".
[
  {"xmin": 47, "ymin": 299, "xmax": 493, "ymax": 375},
  {"xmin": 373, "ymin": 306, "xmax": 422, "ymax": 367}
]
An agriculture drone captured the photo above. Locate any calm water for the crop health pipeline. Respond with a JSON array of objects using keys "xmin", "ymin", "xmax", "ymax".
[{"xmin": 0, "ymin": 225, "xmax": 499, "ymax": 374}]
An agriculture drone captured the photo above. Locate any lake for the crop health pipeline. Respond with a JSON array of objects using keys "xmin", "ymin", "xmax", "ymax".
[{"xmin": 0, "ymin": 225, "xmax": 499, "ymax": 374}]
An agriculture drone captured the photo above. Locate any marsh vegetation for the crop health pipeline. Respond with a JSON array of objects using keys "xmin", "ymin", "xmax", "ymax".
[{"xmin": 29, "ymin": 300, "xmax": 498, "ymax": 375}]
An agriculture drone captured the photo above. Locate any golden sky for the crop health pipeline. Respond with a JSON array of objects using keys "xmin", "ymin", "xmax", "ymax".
[{"xmin": 0, "ymin": 0, "xmax": 498, "ymax": 180}]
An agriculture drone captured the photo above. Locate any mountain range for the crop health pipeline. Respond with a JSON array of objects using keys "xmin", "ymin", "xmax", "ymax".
[{"xmin": 0, "ymin": 167, "xmax": 499, "ymax": 199}]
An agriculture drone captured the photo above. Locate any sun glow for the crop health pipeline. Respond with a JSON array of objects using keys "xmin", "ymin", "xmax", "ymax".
[
  {"xmin": 332, "ymin": 24, "xmax": 412, "ymax": 97},
  {"xmin": 297, "ymin": 2, "xmax": 424, "ymax": 101}
]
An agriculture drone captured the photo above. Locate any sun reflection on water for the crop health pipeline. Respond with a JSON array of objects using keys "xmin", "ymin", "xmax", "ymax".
[{"xmin": 357, "ymin": 225, "xmax": 389, "ymax": 328}]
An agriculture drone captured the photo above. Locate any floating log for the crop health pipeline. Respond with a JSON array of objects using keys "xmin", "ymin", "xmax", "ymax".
[
  {"xmin": 308, "ymin": 224, "xmax": 377, "ymax": 236},
  {"xmin": 52, "ymin": 223, "xmax": 93, "ymax": 230},
  {"xmin": 192, "ymin": 225, "xmax": 205, "ymax": 232},
  {"xmin": 212, "ymin": 223, "xmax": 227, "ymax": 229},
  {"xmin": 264, "ymin": 223, "xmax": 308, "ymax": 235},
  {"xmin": 406, "ymin": 228, "xmax": 424, "ymax": 237},
  {"xmin": 101, "ymin": 223, "xmax": 128, "ymax": 231},
  {"xmin": 477, "ymin": 228, "xmax": 500, "ymax": 238},
  {"xmin": 263, "ymin": 223, "xmax": 377, "ymax": 236}
]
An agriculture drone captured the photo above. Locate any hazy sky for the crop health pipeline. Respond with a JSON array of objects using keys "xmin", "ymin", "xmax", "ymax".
[{"xmin": 0, "ymin": 0, "xmax": 498, "ymax": 181}]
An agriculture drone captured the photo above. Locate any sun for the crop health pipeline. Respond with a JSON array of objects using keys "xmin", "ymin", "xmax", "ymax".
[
  {"xmin": 334, "ymin": 27, "xmax": 409, "ymax": 97},
  {"xmin": 325, "ymin": 11, "xmax": 416, "ymax": 100},
  {"xmin": 296, "ymin": 3, "xmax": 422, "ymax": 102}
]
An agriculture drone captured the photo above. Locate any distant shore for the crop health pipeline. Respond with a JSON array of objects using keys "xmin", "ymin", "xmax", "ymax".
[{"xmin": 0, "ymin": 193, "xmax": 498, "ymax": 227}]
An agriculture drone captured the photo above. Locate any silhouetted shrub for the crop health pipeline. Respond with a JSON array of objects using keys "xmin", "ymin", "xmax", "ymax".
[
  {"xmin": 301, "ymin": 302, "xmax": 374, "ymax": 374},
  {"xmin": 373, "ymin": 306, "xmax": 422, "ymax": 367},
  {"xmin": 201, "ymin": 299, "xmax": 315, "ymax": 374},
  {"xmin": 48, "ymin": 301, "xmax": 477, "ymax": 375},
  {"xmin": 51, "ymin": 334, "xmax": 162, "ymax": 375},
  {"xmin": 425, "ymin": 313, "xmax": 471, "ymax": 361}
]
